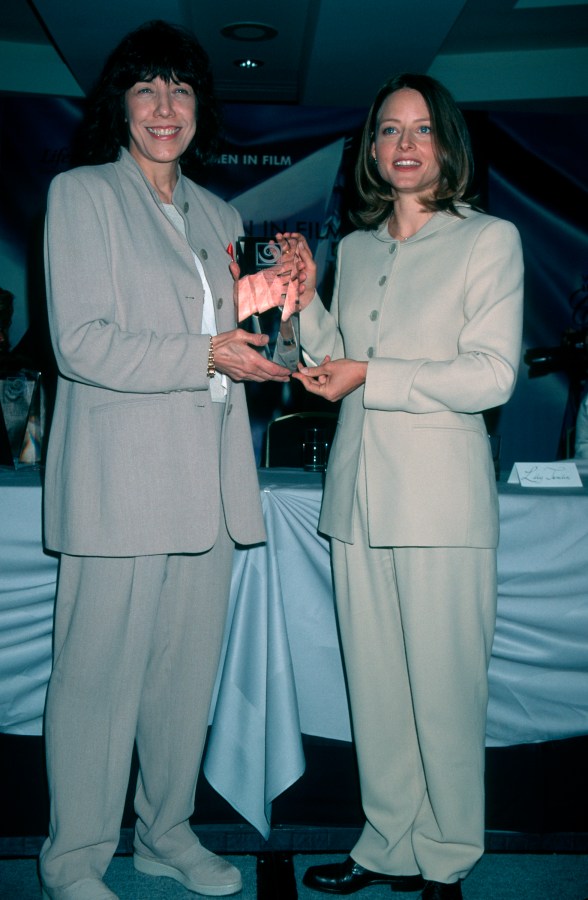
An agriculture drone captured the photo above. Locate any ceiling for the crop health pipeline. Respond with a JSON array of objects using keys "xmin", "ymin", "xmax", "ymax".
[{"xmin": 0, "ymin": 0, "xmax": 587, "ymax": 111}]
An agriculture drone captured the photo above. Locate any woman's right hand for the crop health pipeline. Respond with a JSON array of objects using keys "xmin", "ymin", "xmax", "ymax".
[
  {"xmin": 212, "ymin": 329, "xmax": 291, "ymax": 383},
  {"xmin": 293, "ymin": 356, "xmax": 368, "ymax": 402}
]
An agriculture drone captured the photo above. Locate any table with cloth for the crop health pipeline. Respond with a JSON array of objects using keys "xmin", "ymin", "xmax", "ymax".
[{"xmin": 1, "ymin": 465, "xmax": 587, "ymax": 839}]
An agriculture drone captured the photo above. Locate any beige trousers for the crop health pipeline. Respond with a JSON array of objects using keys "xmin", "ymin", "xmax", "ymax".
[
  {"xmin": 40, "ymin": 407, "xmax": 234, "ymax": 891},
  {"xmin": 331, "ymin": 462, "xmax": 496, "ymax": 884}
]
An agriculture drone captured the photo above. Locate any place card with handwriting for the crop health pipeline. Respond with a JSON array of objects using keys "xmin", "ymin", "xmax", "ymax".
[{"xmin": 507, "ymin": 461, "xmax": 583, "ymax": 487}]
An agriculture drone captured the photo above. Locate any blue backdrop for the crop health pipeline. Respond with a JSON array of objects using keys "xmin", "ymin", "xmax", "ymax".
[{"xmin": 1, "ymin": 97, "xmax": 586, "ymax": 467}]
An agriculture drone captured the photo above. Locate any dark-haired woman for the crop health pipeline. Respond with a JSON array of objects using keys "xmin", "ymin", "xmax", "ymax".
[
  {"xmin": 39, "ymin": 20, "xmax": 290, "ymax": 900},
  {"xmin": 286, "ymin": 75, "xmax": 524, "ymax": 899}
]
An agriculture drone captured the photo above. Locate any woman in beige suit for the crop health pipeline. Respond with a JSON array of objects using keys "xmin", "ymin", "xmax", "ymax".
[
  {"xmin": 288, "ymin": 75, "xmax": 524, "ymax": 900},
  {"xmin": 39, "ymin": 21, "xmax": 291, "ymax": 900}
]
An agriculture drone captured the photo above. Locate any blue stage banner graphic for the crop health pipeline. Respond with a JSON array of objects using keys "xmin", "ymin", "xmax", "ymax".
[
  {"xmin": 1, "ymin": 96, "xmax": 587, "ymax": 465},
  {"xmin": 206, "ymin": 103, "xmax": 367, "ymax": 298},
  {"xmin": 0, "ymin": 97, "xmax": 364, "ymax": 345},
  {"xmin": 209, "ymin": 104, "xmax": 367, "ymax": 457}
]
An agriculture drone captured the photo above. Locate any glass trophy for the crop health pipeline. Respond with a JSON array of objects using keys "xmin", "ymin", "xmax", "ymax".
[
  {"xmin": 236, "ymin": 236, "xmax": 299, "ymax": 371},
  {"xmin": 0, "ymin": 369, "xmax": 43, "ymax": 467}
]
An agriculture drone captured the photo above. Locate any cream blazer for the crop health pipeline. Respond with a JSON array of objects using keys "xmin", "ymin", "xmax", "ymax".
[
  {"xmin": 43, "ymin": 149, "xmax": 265, "ymax": 556},
  {"xmin": 300, "ymin": 206, "xmax": 524, "ymax": 547}
]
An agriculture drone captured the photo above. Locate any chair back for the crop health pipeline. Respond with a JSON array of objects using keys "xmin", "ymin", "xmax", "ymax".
[{"xmin": 263, "ymin": 411, "xmax": 338, "ymax": 467}]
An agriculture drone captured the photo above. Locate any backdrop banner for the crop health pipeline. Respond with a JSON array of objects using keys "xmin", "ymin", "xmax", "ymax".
[{"xmin": 1, "ymin": 97, "xmax": 587, "ymax": 465}]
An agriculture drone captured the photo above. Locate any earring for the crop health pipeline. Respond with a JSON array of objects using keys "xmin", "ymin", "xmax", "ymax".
[{"xmin": 373, "ymin": 156, "xmax": 378, "ymax": 165}]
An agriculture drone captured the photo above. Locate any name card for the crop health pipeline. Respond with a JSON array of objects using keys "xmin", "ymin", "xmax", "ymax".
[{"xmin": 508, "ymin": 461, "xmax": 583, "ymax": 487}]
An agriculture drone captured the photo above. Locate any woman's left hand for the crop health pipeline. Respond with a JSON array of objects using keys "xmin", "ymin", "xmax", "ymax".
[
  {"xmin": 275, "ymin": 232, "xmax": 317, "ymax": 320},
  {"xmin": 292, "ymin": 356, "xmax": 368, "ymax": 402}
]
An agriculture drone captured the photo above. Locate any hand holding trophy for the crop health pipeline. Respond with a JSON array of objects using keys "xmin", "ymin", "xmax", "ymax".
[{"xmin": 235, "ymin": 236, "xmax": 300, "ymax": 370}]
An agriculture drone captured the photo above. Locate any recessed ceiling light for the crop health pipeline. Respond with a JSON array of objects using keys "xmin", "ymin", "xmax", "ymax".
[
  {"xmin": 234, "ymin": 58, "xmax": 264, "ymax": 69},
  {"xmin": 221, "ymin": 22, "xmax": 278, "ymax": 42}
]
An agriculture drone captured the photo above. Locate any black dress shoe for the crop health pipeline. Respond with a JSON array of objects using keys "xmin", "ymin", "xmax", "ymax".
[
  {"xmin": 302, "ymin": 856, "xmax": 425, "ymax": 894},
  {"xmin": 421, "ymin": 880, "xmax": 463, "ymax": 900}
]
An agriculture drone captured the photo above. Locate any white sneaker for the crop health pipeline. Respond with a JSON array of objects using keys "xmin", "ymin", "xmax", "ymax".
[{"xmin": 133, "ymin": 843, "xmax": 242, "ymax": 896}]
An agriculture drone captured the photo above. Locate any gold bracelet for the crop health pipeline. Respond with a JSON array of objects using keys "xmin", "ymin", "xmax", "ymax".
[{"xmin": 207, "ymin": 336, "xmax": 216, "ymax": 378}]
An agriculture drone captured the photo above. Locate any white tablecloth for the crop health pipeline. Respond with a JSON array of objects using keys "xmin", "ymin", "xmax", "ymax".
[
  {"xmin": 0, "ymin": 467, "xmax": 55, "ymax": 734},
  {"xmin": 1, "ymin": 465, "xmax": 588, "ymax": 837}
]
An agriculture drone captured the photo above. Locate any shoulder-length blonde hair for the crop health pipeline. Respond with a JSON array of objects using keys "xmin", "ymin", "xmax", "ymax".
[{"xmin": 352, "ymin": 73, "xmax": 475, "ymax": 230}]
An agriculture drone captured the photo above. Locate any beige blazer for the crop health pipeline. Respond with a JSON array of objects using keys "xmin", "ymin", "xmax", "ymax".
[
  {"xmin": 43, "ymin": 149, "xmax": 265, "ymax": 556},
  {"xmin": 301, "ymin": 206, "xmax": 524, "ymax": 547}
]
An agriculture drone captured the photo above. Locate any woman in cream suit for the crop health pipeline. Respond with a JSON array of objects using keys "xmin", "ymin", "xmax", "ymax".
[
  {"xmin": 289, "ymin": 75, "xmax": 524, "ymax": 900},
  {"xmin": 39, "ymin": 21, "xmax": 291, "ymax": 900}
]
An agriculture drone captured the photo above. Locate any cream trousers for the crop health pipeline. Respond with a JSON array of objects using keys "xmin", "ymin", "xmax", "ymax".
[{"xmin": 331, "ymin": 460, "xmax": 496, "ymax": 884}]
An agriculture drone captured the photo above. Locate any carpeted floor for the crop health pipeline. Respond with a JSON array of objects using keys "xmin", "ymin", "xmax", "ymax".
[{"xmin": 1, "ymin": 853, "xmax": 587, "ymax": 900}]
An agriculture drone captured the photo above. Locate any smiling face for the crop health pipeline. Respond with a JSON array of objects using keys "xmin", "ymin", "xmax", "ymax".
[
  {"xmin": 372, "ymin": 88, "xmax": 440, "ymax": 199},
  {"xmin": 124, "ymin": 75, "xmax": 197, "ymax": 180}
]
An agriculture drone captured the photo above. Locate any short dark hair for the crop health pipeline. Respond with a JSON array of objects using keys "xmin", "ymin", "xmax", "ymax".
[
  {"xmin": 352, "ymin": 73, "xmax": 475, "ymax": 229},
  {"xmin": 73, "ymin": 19, "xmax": 220, "ymax": 170}
]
